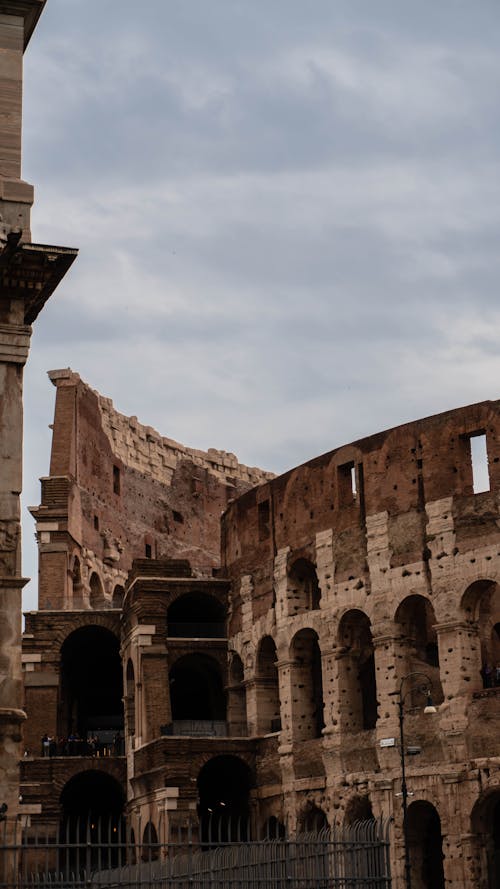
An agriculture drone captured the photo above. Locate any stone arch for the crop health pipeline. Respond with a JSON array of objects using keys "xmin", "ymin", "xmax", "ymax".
[
  {"xmin": 406, "ymin": 800, "xmax": 445, "ymax": 889},
  {"xmin": 89, "ymin": 571, "xmax": 106, "ymax": 609},
  {"xmin": 227, "ymin": 652, "xmax": 247, "ymax": 733},
  {"xmin": 289, "ymin": 628, "xmax": 324, "ymax": 741},
  {"xmin": 169, "ymin": 653, "xmax": 226, "ymax": 721},
  {"xmin": 141, "ymin": 821, "xmax": 159, "ymax": 861},
  {"xmin": 337, "ymin": 609, "xmax": 377, "ymax": 732},
  {"xmin": 70, "ymin": 554, "xmax": 83, "ymax": 605},
  {"xmin": 52, "ymin": 613, "xmax": 120, "ymax": 649},
  {"xmin": 461, "ymin": 580, "xmax": 500, "ymax": 687},
  {"xmin": 59, "ymin": 626, "xmax": 123, "ymax": 740},
  {"xmin": 344, "ymin": 794, "xmax": 374, "ymax": 825},
  {"xmin": 262, "ymin": 815, "xmax": 286, "ymax": 839},
  {"xmin": 112, "ymin": 585, "xmax": 125, "ymax": 609},
  {"xmin": 197, "ymin": 755, "xmax": 252, "ymax": 843},
  {"xmin": 297, "ymin": 803, "xmax": 328, "ymax": 833},
  {"xmin": 394, "ymin": 595, "xmax": 444, "ymax": 705},
  {"xmin": 59, "ymin": 770, "xmax": 125, "ymax": 870},
  {"xmin": 255, "ymin": 635, "xmax": 281, "ymax": 734},
  {"xmin": 167, "ymin": 591, "xmax": 226, "ymax": 638},
  {"xmin": 287, "ymin": 558, "xmax": 321, "ymax": 614},
  {"xmin": 470, "ymin": 788, "xmax": 500, "ymax": 889}
]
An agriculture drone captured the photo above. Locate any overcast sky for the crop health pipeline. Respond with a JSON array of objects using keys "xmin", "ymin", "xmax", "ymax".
[{"xmin": 21, "ymin": 0, "xmax": 500, "ymax": 610}]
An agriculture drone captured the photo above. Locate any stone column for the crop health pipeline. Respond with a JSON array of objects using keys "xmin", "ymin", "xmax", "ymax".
[{"xmin": 0, "ymin": 318, "xmax": 31, "ymax": 815}]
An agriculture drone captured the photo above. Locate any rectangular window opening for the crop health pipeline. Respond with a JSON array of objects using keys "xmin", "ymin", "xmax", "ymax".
[
  {"xmin": 338, "ymin": 461, "xmax": 357, "ymax": 506},
  {"xmin": 145, "ymin": 543, "xmax": 152, "ymax": 559},
  {"xmin": 470, "ymin": 433, "xmax": 490, "ymax": 494},
  {"xmin": 113, "ymin": 465, "xmax": 121, "ymax": 495}
]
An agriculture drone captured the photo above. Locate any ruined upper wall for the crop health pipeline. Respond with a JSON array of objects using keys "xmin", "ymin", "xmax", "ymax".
[
  {"xmin": 222, "ymin": 399, "xmax": 500, "ymax": 623},
  {"xmin": 32, "ymin": 369, "xmax": 272, "ymax": 609}
]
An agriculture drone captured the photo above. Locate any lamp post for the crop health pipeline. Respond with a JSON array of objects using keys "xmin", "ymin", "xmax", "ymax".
[{"xmin": 394, "ymin": 672, "xmax": 437, "ymax": 889}]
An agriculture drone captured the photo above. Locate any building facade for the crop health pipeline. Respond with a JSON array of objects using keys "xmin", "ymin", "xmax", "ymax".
[{"xmin": 20, "ymin": 387, "xmax": 500, "ymax": 888}]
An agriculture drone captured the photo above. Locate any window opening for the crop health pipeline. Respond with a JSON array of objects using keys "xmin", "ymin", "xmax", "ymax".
[
  {"xmin": 470, "ymin": 433, "xmax": 490, "ymax": 493},
  {"xmin": 258, "ymin": 500, "xmax": 270, "ymax": 541},
  {"xmin": 113, "ymin": 465, "xmax": 121, "ymax": 495},
  {"xmin": 145, "ymin": 543, "xmax": 152, "ymax": 559}
]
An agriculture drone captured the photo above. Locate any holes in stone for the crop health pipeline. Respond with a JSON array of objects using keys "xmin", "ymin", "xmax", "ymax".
[
  {"xmin": 113, "ymin": 464, "xmax": 121, "ymax": 495},
  {"xmin": 173, "ymin": 510, "xmax": 184, "ymax": 524},
  {"xmin": 93, "ymin": 515, "xmax": 99, "ymax": 530}
]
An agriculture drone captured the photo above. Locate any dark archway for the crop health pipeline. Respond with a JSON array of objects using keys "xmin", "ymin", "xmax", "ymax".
[
  {"xmin": 338, "ymin": 610, "xmax": 378, "ymax": 732},
  {"xmin": 298, "ymin": 804, "xmax": 328, "ymax": 833},
  {"xmin": 60, "ymin": 626, "xmax": 123, "ymax": 743},
  {"xmin": 141, "ymin": 822, "xmax": 159, "ymax": 862},
  {"xmin": 471, "ymin": 790, "xmax": 500, "ymax": 889},
  {"xmin": 462, "ymin": 581, "xmax": 500, "ymax": 687},
  {"xmin": 227, "ymin": 653, "xmax": 247, "ymax": 734},
  {"xmin": 345, "ymin": 795, "xmax": 374, "ymax": 825},
  {"xmin": 125, "ymin": 659, "xmax": 135, "ymax": 739},
  {"xmin": 169, "ymin": 654, "xmax": 226, "ymax": 722},
  {"xmin": 406, "ymin": 801, "xmax": 445, "ymax": 889},
  {"xmin": 167, "ymin": 592, "xmax": 226, "ymax": 638},
  {"xmin": 262, "ymin": 815, "xmax": 286, "ymax": 839},
  {"xmin": 112, "ymin": 585, "xmax": 124, "ymax": 609},
  {"xmin": 288, "ymin": 558, "xmax": 321, "ymax": 614},
  {"xmin": 60, "ymin": 771, "xmax": 125, "ymax": 871},
  {"xmin": 290, "ymin": 629, "xmax": 324, "ymax": 740},
  {"xmin": 197, "ymin": 755, "xmax": 251, "ymax": 843},
  {"xmin": 395, "ymin": 596, "xmax": 444, "ymax": 705},
  {"xmin": 89, "ymin": 572, "xmax": 105, "ymax": 609},
  {"xmin": 255, "ymin": 636, "xmax": 281, "ymax": 733}
]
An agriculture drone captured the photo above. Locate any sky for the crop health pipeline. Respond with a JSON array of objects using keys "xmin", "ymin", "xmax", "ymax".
[{"xmin": 21, "ymin": 0, "xmax": 500, "ymax": 610}]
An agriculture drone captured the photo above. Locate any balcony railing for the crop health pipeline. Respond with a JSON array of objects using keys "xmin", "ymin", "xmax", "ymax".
[
  {"xmin": 160, "ymin": 720, "xmax": 248, "ymax": 737},
  {"xmin": 167, "ymin": 622, "xmax": 226, "ymax": 638}
]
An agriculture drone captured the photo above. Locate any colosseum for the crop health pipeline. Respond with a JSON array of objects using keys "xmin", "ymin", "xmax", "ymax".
[
  {"xmin": 18, "ymin": 370, "xmax": 500, "ymax": 888},
  {"xmin": 0, "ymin": 2, "xmax": 499, "ymax": 888}
]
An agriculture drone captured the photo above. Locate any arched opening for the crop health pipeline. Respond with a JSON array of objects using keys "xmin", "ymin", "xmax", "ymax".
[
  {"xmin": 471, "ymin": 790, "xmax": 500, "ymax": 889},
  {"xmin": 89, "ymin": 572, "xmax": 105, "ymax": 609},
  {"xmin": 290, "ymin": 629, "xmax": 324, "ymax": 741},
  {"xmin": 462, "ymin": 580, "xmax": 500, "ymax": 688},
  {"xmin": 167, "ymin": 592, "xmax": 226, "ymax": 638},
  {"xmin": 262, "ymin": 815, "xmax": 286, "ymax": 839},
  {"xmin": 337, "ymin": 610, "xmax": 378, "ymax": 732},
  {"xmin": 112, "ymin": 585, "xmax": 124, "ymax": 609},
  {"xmin": 395, "ymin": 596, "xmax": 444, "ymax": 705},
  {"xmin": 406, "ymin": 801, "xmax": 445, "ymax": 889},
  {"xmin": 141, "ymin": 822, "xmax": 159, "ymax": 862},
  {"xmin": 287, "ymin": 558, "xmax": 321, "ymax": 614},
  {"xmin": 298, "ymin": 804, "xmax": 328, "ymax": 833},
  {"xmin": 169, "ymin": 654, "xmax": 226, "ymax": 725},
  {"xmin": 60, "ymin": 626, "xmax": 123, "ymax": 747},
  {"xmin": 344, "ymin": 795, "xmax": 374, "ymax": 825},
  {"xmin": 255, "ymin": 636, "xmax": 281, "ymax": 734},
  {"xmin": 125, "ymin": 659, "xmax": 135, "ymax": 739},
  {"xmin": 227, "ymin": 653, "xmax": 247, "ymax": 734},
  {"xmin": 197, "ymin": 755, "xmax": 251, "ymax": 843},
  {"xmin": 60, "ymin": 771, "xmax": 125, "ymax": 871}
]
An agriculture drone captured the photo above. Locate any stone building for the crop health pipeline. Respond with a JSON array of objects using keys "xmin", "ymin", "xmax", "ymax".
[
  {"xmin": 20, "ymin": 385, "xmax": 500, "ymax": 888},
  {"xmin": 0, "ymin": 0, "xmax": 76, "ymax": 831}
]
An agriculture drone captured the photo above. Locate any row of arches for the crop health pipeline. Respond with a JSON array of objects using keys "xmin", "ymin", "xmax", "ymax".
[{"xmin": 71, "ymin": 557, "xmax": 124, "ymax": 609}]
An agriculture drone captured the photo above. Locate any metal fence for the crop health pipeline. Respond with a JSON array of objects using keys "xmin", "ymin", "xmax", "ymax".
[{"xmin": 0, "ymin": 816, "xmax": 391, "ymax": 889}]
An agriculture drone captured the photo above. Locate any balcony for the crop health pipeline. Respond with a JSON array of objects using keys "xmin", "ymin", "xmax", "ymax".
[{"xmin": 160, "ymin": 720, "xmax": 248, "ymax": 737}]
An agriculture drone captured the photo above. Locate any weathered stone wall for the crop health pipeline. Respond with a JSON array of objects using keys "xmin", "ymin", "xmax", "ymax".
[{"xmin": 222, "ymin": 399, "xmax": 500, "ymax": 887}]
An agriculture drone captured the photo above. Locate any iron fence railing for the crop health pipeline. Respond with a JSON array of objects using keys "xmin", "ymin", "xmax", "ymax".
[
  {"xmin": 0, "ymin": 816, "xmax": 391, "ymax": 889},
  {"xmin": 160, "ymin": 720, "xmax": 248, "ymax": 737}
]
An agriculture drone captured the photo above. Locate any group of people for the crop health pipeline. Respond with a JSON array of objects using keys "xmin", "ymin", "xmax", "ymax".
[
  {"xmin": 39, "ymin": 731, "xmax": 125, "ymax": 757},
  {"xmin": 481, "ymin": 663, "xmax": 500, "ymax": 689}
]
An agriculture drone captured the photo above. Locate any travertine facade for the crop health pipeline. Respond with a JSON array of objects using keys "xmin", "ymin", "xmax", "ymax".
[{"xmin": 21, "ymin": 395, "xmax": 500, "ymax": 888}]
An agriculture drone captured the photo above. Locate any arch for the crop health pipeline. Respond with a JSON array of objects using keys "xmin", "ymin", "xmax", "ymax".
[
  {"xmin": 287, "ymin": 558, "xmax": 321, "ymax": 614},
  {"xmin": 141, "ymin": 821, "xmax": 159, "ymax": 862},
  {"xmin": 406, "ymin": 801, "xmax": 445, "ymax": 889},
  {"xmin": 59, "ymin": 626, "xmax": 123, "ymax": 742},
  {"xmin": 462, "ymin": 580, "xmax": 500, "ymax": 687},
  {"xmin": 169, "ymin": 653, "xmax": 226, "ymax": 721},
  {"xmin": 167, "ymin": 592, "xmax": 226, "ymax": 638},
  {"xmin": 394, "ymin": 595, "xmax": 444, "ymax": 705},
  {"xmin": 89, "ymin": 571, "xmax": 106, "ymax": 609},
  {"xmin": 197, "ymin": 755, "xmax": 252, "ymax": 843},
  {"xmin": 470, "ymin": 788, "xmax": 500, "ymax": 889},
  {"xmin": 227, "ymin": 652, "xmax": 247, "ymax": 734},
  {"xmin": 71, "ymin": 556, "xmax": 83, "ymax": 605},
  {"xmin": 344, "ymin": 795, "xmax": 374, "ymax": 826},
  {"xmin": 290, "ymin": 629, "xmax": 324, "ymax": 741},
  {"xmin": 59, "ymin": 770, "xmax": 125, "ymax": 870},
  {"xmin": 298, "ymin": 804, "xmax": 328, "ymax": 833},
  {"xmin": 337, "ymin": 609, "xmax": 378, "ymax": 732},
  {"xmin": 112, "ymin": 585, "xmax": 125, "ymax": 609},
  {"xmin": 262, "ymin": 815, "xmax": 286, "ymax": 839},
  {"xmin": 255, "ymin": 636, "xmax": 281, "ymax": 734},
  {"xmin": 125, "ymin": 659, "xmax": 136, "ymax": 738}
]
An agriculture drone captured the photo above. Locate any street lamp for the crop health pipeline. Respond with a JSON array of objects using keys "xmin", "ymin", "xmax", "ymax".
[{"xmin": 392, "ymin": 672, "xmax": 437, "ymax": 889}]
